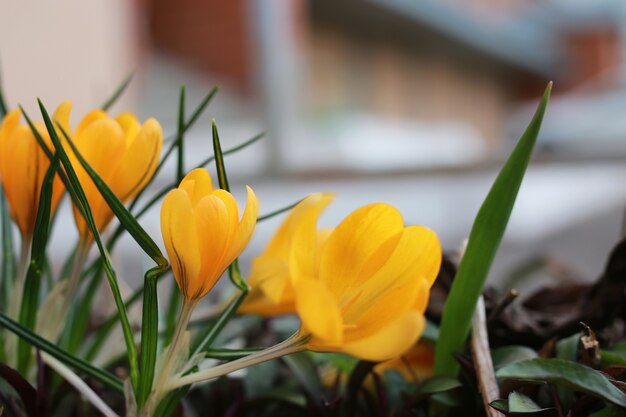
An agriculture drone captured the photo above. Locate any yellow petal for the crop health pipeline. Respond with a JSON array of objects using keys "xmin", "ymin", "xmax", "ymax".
[
  {"xmin": 115, "ymin": 113, "xmax": 141, "ymax": 147},
  {"xmin": 72, "ymin": 118, "xmax": 126, "ymax": 235},
  {"xmin": 0, "ymin": 110, "xmax": 21, "ymax": 179},
  {"xmin": 287, "ymin": 194, "xmax": 333, "ymax": 283},
  {"xmin": 161, "ymin": 189, "xmax": 202, "ymax": 300},
  {"xmin": 53, "ymin": 101, "xmax": 73, "ymax": 137},
  {"xmin": 4, "ymin": 125, "xmax": 40, "ymax": 236},
  {"xmin": 355, "ymin": 225, "xmax": 441, "ymax": 310},
  {"xmin": 108, "ymin": 118, "xmax": 162, "ymax": 202},
  {"xmin": 179, "ymin": 168, "xmax": 214, "ymax": 206},
  {"xmin": 265, "ymin": 193, "xmax": 333, "ymax": 259},
  {"xmin": 295, "ymin": 278, "xmax": 343, "ymax": 345},
  {"xmin": 248, "ymin": 255, "xmax": 289, "ymax": 304},
  {"xmin": 320, "ymin": 203, "xmax": 404, "ymax": 298},
  {"xmin": 193, "ymin": 192, "xmax": 233, "ymax": 296},
  {"xmin": 224, "ymin": 186, "xmax": 258, "ymax": 263},
  {"xmin": 342, "ymin": 311, "xmax": 425, "ymax": 361},
  {"xmin": 75, "ymin": 110, "xmax": 107, "ymax": 139}
]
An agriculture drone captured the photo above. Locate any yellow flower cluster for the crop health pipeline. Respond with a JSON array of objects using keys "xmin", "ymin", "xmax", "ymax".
[{"xmin": 0, "ymin": 102, "xmax": 163, "ymax": 244}]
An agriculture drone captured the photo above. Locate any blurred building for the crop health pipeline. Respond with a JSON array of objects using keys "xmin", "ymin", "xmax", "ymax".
[{"xmin": 143, "ymin": 0, "xmax": 626, "ymax": 173}]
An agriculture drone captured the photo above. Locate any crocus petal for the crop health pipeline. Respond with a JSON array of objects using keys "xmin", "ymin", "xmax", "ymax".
[
  {"xmin": 53, "ymin": 101, "xmax": 73, "ymax": 137},
  {"xmin": 224, "ymin": 186, "xmax": 258, "ymax": 264},
  {"xmin": 179, "ymin": 168, "xmax": 214, "ymax": 206},
  {"xmin": 320, "ymin": 203, "xmax": 404, "ymax": 298},
  {"xmin": 342, "ymin": 311, "xmax": 425, "ymax": 361},
  {"xmin": 248, "ymin": 256, "xmax": 290, "ymax": 304},
  {"xmin": 287, "ymin": 194, "xmax": 333, "ymax": 283},
  {"xmin": 72, "ymin": 118, "xmax": 125, "ymax": 236},
  {"xmin": 74, "ymin": 110, "xmax": 107, "ymax": 138},
  {"xmin": 108, "ymin": 118, "xmax": 162, "ymax": 202},
  {"xmin": 296, "ymin": 277, "xmax": 343, "ymax": 345},
  {"xmin": 4, "ymin": 125, "xmax": 40, "ymax": 235},
  {"xmin": 0, "ymin": 110, "xmax": 21, "ymax": 179},
  {"xmin": 161, "ymin": 189, "xmax": 202, "ymax": 300},
  {"xmin": 115, "ymin": 113, "xmax": 141, "ymax": 147}
]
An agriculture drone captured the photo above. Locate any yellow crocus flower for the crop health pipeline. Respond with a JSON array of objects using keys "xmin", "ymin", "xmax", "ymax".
[
  {"xmin": 293, "ymin": 201, "xmax": 441, "ymax": 361},
  {"xmin": 160, "ymin": 168, "xmax": 258, "ymax": 301},
  {"xmin": 0, "ymin": 104, "xmax": 68, "ymax": 239},
  {"xmin": 165, "ymin": 196, "xmax": 441, "ymax": 390},
  {"xmin": 62, "ymin": 104, "xmax": 163, "ymax": 241},
  {"xmin": 243, "ymin": 193, "xmax": 441, "ymax": 361}
]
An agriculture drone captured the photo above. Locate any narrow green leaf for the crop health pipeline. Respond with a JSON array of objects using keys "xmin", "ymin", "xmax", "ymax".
[
  {"xmin": 211, "ymin": 120, "xmax": 248, "ymax": 291},
  {"xmin": 101, "ymin": 72, "xmax": 134, "ymax": 112},
  {"xmin": 38, "ymin": 99, "xmax": 140, "ymax": 391},
  {"xmin": 17, "ymin": 154, "xmax": 59, "ymax": 373},
  {"xmin": 0, "ymin": 67, "xmax": 7, "ymax": 117},
  {"xmin": 496, "ymin": 358, "xmax": 626, "ymax": 408},
  {"xmin": 192, "ymin": 291, "xmax": 247, "ymax": 355},
  {"xmin": 137, "ymin": 267, "xmax": 163, "ymax": 407},
  {"xmin": 114, "ymin": 130, "xmax": 265, "ymax": 242},
  {"xmin": 258, "ymin": 198, "xmax": 303, "ymax": 222},
  {"xmin": 203, "ymin": 347, "xmax": 262, "ymax": 360},
  {"xmin": 434, "ymin": 83, "xmax": 552, "ymax": 376},
  {"xmin": 64, "ymin": 261, "xmax": 103, "ymax": 354},
  {"xmin": 176, "ymin": 85, "xmax": 186, "ymax": 182},
  {"xmin": 163, "ymin": 284, "xmax": 181, "ymax": 347},
  {"xmin": 55, "ymin": 122, "xmax": 167, "ymax": 268},
  {"xmin": 128, "ymin": 86, "xmax": 219, "ymax": 212},
  {"xmin": 1, "ymin": 188, "xmax": 15, "ymax": 313},
  {"xmin": 84, "ymin": 271, "xmax": 168, "ymax": 362},
  {"xmin": 282, "ymin": 352, "xmax": 323, "ymax": 400},
  {"xmin": 0, "ymin": 313, "xmax": 123, "ymax": 393}
]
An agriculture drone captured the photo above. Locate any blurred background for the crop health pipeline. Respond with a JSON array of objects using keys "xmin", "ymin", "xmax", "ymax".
[{"xmin": 1, "ymin": 0, "xmax": 626, "ymax": 294}]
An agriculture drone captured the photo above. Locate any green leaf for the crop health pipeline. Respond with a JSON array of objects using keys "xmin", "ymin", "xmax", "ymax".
[
  {"xmin": 211, "ymin": 120, "xmax": 247, "ymax": 291},
  {"xmin": 38, "ymin": 99, "xmax": 140, "ymax": 391},
  {"xmin": 137, "ymin": 267, "xmax": 163, "ymax": 407},
  {"xmin": 491, "ymin": 345, "xmax": 537, "ymax": 370},
  {"xmin": 508, "ymin": 391, "xmax": 549, "ymax": 413},
  {"xmin": 63, "ymin": 261, "xmax": 103, "ymax": 354},
  {"xmin": 192, "ymin": 291, "xmax": 247, "ymax": 355},
  {"xmin": 589, "ymin": 407, "xmax": 626, "ymax": 417},
  {"xmin": 417, "ymin": 375, "xmax": 462, "ymax": 394},
  {"xmin": 128, "ymin": 86, "xmax": 219, "ymax": 213},
  {"xmin": 55, "ymin": 122, "xmax": 167, "ymax": 268},
  {"xmin": 203, "ymin": 347, "xmax": 262, "ymax": 360},
  {"xmin": 101, "ymin": 72, "xmax": 134, "ymax": 111},
  {"xmin": 434, "ymin": 83, "xmax": 552, "ymax": 376},
  {"xmin": 17, "ymin": 154, "xmax": 59, "ymax": 373},
  {"xmin": 176, "ymin": 85, "xmax": 186, "ymax": 182},
  {"xmin": 0, "ymin": 68, "xmax": 7, "ymax": 117},
  {"xmin": 496, "ymin": 358, "xmax": 626, "ymax": 408},
  {"xmin": 0, "ymin": 313, "xmax": 123, "ymax": 393},
  {"xmin": 257, "ymin": 198, "xmax": 303, "ymax": 222},
  {"xmin": 555, "ymin": 332, "xmax": 580, "ymax": 409},
  {"xmin": 282, "ymin": 352, "xmax": 323, "ymax": 400},
  {"xmin": 0, "ymin": 188, "xmax": 15, "ymax": 315}
]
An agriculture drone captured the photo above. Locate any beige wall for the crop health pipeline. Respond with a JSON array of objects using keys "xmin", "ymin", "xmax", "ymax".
[{"xmin": 0, "ymin": 0, "xmax": 139, "ymax": 119}]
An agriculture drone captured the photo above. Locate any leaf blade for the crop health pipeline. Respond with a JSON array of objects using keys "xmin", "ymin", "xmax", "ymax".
[{"xmin": 434, "ymin": 83, "xmax": 552, "ymax": 376}]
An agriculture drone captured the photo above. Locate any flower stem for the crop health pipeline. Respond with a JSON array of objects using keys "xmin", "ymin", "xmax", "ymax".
[
  {"xmin": 8, "ymin": 236, "xmax": 31, "ymax": 320},
  {"xmin": 167, "ymin": 333, "xmax": 310, "ymax": 391},
  {"xmin": 143, "ymin": 300, "xmax": 196, "ymax": 415}
]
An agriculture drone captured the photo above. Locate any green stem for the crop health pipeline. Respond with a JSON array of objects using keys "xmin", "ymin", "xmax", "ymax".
[
  {"xmin": 144, "ymin": 300, "xmax": 196, "ymax": 415},
  {"xmin": 8, "ymin": 236, "xmax": 31, "ymax": 320},
  {"xmin": 167, "ymin": 333, "xmax": 310, "ymax": 391}
]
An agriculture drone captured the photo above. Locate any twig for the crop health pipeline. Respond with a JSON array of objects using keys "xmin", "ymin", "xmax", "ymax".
[
  {"xmin": 471, "ymin": 295, "xmax": 503, "ymax": 417},
  {"xmin": 487, "ymin": 289, "xmax": 519, "ymax": 323}
]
